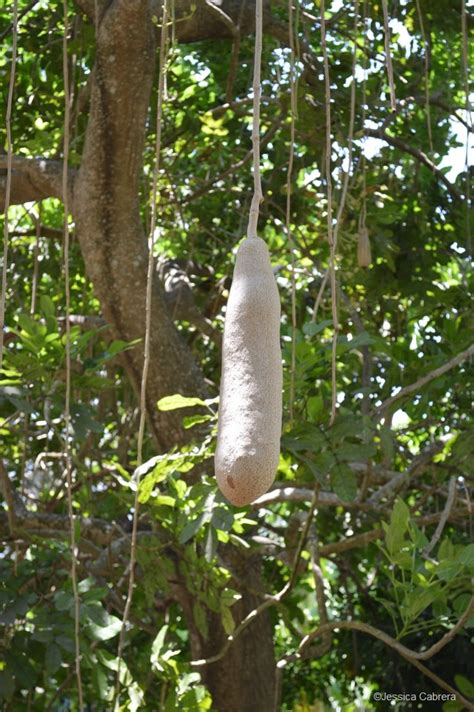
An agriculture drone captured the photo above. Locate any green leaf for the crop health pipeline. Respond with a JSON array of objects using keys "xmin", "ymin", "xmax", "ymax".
[
  {"xmin": 86, "ymin": 616, "xmax": 122, "ymax": 641},
  {"xmin": 221, "ymin": 605, "xmax": 235, "ymax": 635},
  {"xmin": 151, "ymin": 625, "xmax": 169, "ymax": 661},
  {"xmin": 454, "ymin": 674, "xmax": 474, "ymax": 699},
  {"xmin": 391, "ymin": 498, "xmax": 410, "ymax": 534},
  {"xmin": 157, "ymin": 394, "xmax": 207, "ymax": 411},
  {"xmin": 456, "ymin": 543, "xmax": 474, "ymax": 568},
  {"xmin": 385, "ymin": 499, "xmax": 410, "ymax": 555},
  {"xmin": 179, "ymin": 512, "xmax": 209, "ymax": 544},
  {"xmin": 183, "ymin": 414, "xmax": 213, "ymax": 429},
  {"xmin": 39, "ymin": 295, "xmax": 55, "ymax": 318},
  {"xmin": 379, "ymin": 425, "xmax": 395, "ymax": 461},
  {"xmin": 92, "ymin": 665, "xmax": 109, "ymax": 700},
  {"xmin": 436, "ymin": 561, "xmax": 463, "ymax": 582},
  {"xmin": 54, "ymin": 591, "xmax": 73, "ymax": 612},
  {"xmin": 45, "ymin": 644, "xmax": 62, "ymax": 674},
  {"xmin": 302, "ymin": 319, "xmax": 333, "ymax": 337},
  {"xmin": 337, "ymin": 442, "xmax": 376, "ymax": 461},
  {"xmin": 404, "ymin": 589, "xmax": 436, "ymax": 621},
  {"xmin": 154, "ymin": 495, "xmax": 176, "ymax": 507},
  {"xmin": 204, "ymin": 525, "xmax": 217, "ymax": 562},
  {"xmin": 0, "ymin": 670, "xmax": 15, "ymax": 700},
  {"xmin": 442, "ymin": 703, "xmax": 463, "ymax": 712},
  {"xmin": 210, "ymin": 507, "xmax": 234, "ymax": 532},
  {"xmin": 138, "ymin": 458, "xmax": 176, "ymax": 503},
  {"xmin": 193, "ymin": 602, "xmax": 209, "ymax": 640},
  {"xmin": 331, "ymin": 464, "xmax": 357, "ymax": 502}
]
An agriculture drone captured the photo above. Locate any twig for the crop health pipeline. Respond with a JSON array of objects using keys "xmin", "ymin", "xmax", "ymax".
[
  {"xmin": 204, "ymin": 0, "xmax": 237, "ymax": 37},
  {"xmin": 62, "ymin": 2, "xmax": 84, "ymax": 707},
  {"xmin": 363, "ymin": 128, "xmax": 463, "ymax": 201},
  {"xmin": 114, "ymin": 1, "xmax": 170, "ymax": 706},
  {"xmin": 368, "ymin": 440, "xmax": 444, "ymax": 505},
  {"xmin": 298, "ymin": 596, "xmax": 473, "ymax": 662},
  {"xmin": 247, "ymin": 0, "xmax": 263, "ymax": 239},
  {"xmin": 310, "ymin": 527, "xmax": 331, "ymax": 649},
  {"xmin": 0, "ymin": 0, "xmax": 19, "ymax": 372},
  {"xmin": 375, "ymin": 342, "xmax": 474, "ymax": 415},
  {"xmin": 310, "ymin": 269, "xmax": 329, "ymax": 323},
  {"xmin": 423, "ymin": 476, "xmax": 457, "ymax": 557}
]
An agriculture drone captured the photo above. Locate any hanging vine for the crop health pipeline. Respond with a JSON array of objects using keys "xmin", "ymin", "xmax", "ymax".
[
  {"xmin": 286, "ymin": 0, "xmax": 299, "ymax": 422},
  {"xmin": 62, "ymin": 0, "xmax": 84, "ymax": 706},
  {"xmin": 333, "ymin": 0, "xmax": 359, "ymax": 252},
  {"xmin": 114, "ymin": 0, "xmax": 170, "ymax": 704},
  {"xmin": 320, "ymin": 0, "xmax": 338, "ymax": 425},
  {"xmin": 0, "ymin": 0, "xmax": 19, "ymax": 372},
  {"xmin": 358, "ymin": 0, "xmax": 369, "ymax": 265},
  {"xmin": 381, "ymin": 0, "xmax": 396, "ymax": 111},
  {"xmin": 247, "ymin": 0, "xmax": 264, "ymax": 238},
  {"xmin": 415, "ymin": 0, "xmax": 433, "ymax": 153},
  {"xmin": 461, "ymin": 0, "xmax": 472, "ymax": 255}
]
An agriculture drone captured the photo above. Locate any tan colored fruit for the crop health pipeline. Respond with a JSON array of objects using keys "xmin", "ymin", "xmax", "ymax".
[
  {"xmin": 357, "ymin": 227, "xmax": 372, "ymax": 268},
  {"xmin": 215, "ymin": 236, "xmax": 282, "ymax": 506}
]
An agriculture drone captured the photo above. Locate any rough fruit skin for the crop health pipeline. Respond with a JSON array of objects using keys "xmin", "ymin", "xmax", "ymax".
[{"xmin": 215, "ymin": 236, "xmax": 282, "ymax": 506}]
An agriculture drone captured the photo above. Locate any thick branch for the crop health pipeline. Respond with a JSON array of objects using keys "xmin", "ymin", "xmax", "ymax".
[
  {"xmin": 252, "ymin": 486, "xmax": 377, "ymax": 510},
  {"xmin": 74, "ymin": 0, "xmax": 270, "ymax": 42},
  {"xmin": 0, "ymin": 156, "xmax": 73, "ymax": 210}
]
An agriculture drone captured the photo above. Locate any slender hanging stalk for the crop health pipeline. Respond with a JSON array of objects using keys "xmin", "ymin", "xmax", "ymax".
[
  {"xmin": 415, "ymin": 0, "xmax": 433, "ymax": 153},
  {"xmin": 114, "ymin": 1, "xmax": 170, "ymax": 705},
  {"xmin": 0, "ymin": 0, "xmax": 19, "ymax": 372},
  {"xmin": 320, "ymin": 0, "xmax": 338, "ymax": 425},
  {"xmin": 461, "ymin": 0, "xmax": 472, "ymax": 255},
  {"xmin": 360, "ymin": 0, "xmax": 368, "ymax": 237},
  {"xmin": 333, "ymin": 0, "xmax": 359, "ymax": 244},
  {"xmin": 247, "ymin": 0, "xmax": 263, "ymax": 239},
  {"xmin": 30, "ymin": 205, "xmax": 41, "ymax": 315},
  {"xmin": 287, "ymin": 0, "xmax": 298, "ymax": 422},
  {"xmin": 381, "ymin": 0, "xmax": 396, "ymax": 111},
  {"xmin": 62, "ymin": 1, "xmax": 84, "ymax": 708}
]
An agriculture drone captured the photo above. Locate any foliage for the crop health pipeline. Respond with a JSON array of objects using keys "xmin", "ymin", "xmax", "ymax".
[{"xmin": 1, "ymin": 0, "xmax": 473, "ymax": 710}]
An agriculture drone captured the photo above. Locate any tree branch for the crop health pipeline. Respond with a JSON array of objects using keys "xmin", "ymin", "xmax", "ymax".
[
  {"xmin": 375, "ymin": 343, "xmax": 474, "ymax": 416},
  {"xmin": 368, "ymin": 440, "xmax": 444, "ymax": 505},
  {"xmin": 0, "ymin": 156, "xmax": 74, "ymax": 210},
  {"xmin": 296, "ymin": 597, "xmax": 474, "ymax": 663},
  {"xmin": 364, "ymin": 128, "xmax": 463, "ymax": 201},
  {"xmin": 423, "ymin": 476, "xmax": 457, "ymax": 557},
  {"xmin": 276, "ymin": 603, "xmax": 473, "ymax": 709}
]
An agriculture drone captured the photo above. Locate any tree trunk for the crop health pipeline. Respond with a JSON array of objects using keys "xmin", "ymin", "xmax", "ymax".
[
  {"xmin": 176, "ymin": 550, "xmax": 277, "ymax": 712},
  {"xmin": 73, "ymin": 0, "xmax": 207, "ymax": 450}
]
